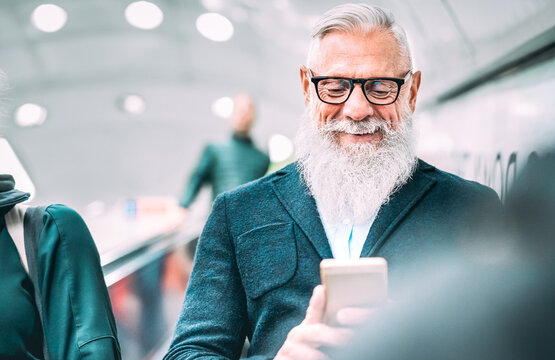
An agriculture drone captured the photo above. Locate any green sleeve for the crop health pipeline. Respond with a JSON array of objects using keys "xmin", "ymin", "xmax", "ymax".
[
  {"xmin": 37, "ymin": 204, "xmax": 121, "ymax": 360},
  {"xmin": 180, "ymin": 145, "xmax": 214, "ymax": 208}
]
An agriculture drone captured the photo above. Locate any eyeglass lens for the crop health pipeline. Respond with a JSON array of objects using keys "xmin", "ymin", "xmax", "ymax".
[{"xmin": 317, "ymin": 78, "xmax": 399, "ymax": 104}]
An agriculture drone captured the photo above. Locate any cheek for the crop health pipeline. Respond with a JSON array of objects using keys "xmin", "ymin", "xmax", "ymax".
[
  {"xmin": 311, "ymin": 101, "xmax": 341, "ymax": 124},
  {"xmin": 374, "ymin": 105, "xmax": 401, "ymax": 130}
]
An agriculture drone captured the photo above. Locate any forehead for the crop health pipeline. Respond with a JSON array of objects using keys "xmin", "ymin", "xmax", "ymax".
[{"xmin": 310, "ymin": 30, "xmax": 403, "ymax": 77}]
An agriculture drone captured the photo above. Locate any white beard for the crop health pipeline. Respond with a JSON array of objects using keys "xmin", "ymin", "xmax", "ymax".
[{"xmin": 295, "ymin": 103, "xmax": 417, "ymax": 224}]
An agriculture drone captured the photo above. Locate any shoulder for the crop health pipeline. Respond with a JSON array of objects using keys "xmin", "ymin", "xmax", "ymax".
[
  {"xmin": 212, "ymin": 163, "xmax": 298, "ymax": 220},
  {"xmin": 44, "ymin": 204, "xmax": 89, "ymax": 232},
  {"xmin": 41, "ymin": 204, "xmax": 99, "ymax": 255},
  {"xmin": 416, "ymin": 159, "xmax": 500, "ymax": 201},
  {"xmin": 202, "ymin": 143, "xmax": 216, "ymax": 155},
  {"xmin": 255, "ymin": 147, "xmax": 270, "ymax": 162},
  {"xmin": 222, "ymin": 162, "xmax": 295, "ymax": 198},
  {"xmin": 44, "ymin": 203, "xmax": 83, "ymax": 220},
  {"xmin": 210, "ymin": 164, "xmax": 299, "ymax": 237},
  {"xmin": 248, "ymin": 141, "xmax": 269, "ymax": 158}
]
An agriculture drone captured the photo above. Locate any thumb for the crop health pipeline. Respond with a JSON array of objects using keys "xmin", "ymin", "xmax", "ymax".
[{"xmin": 304, "ymin": 285, "xmax": 326, "ymax": 324}]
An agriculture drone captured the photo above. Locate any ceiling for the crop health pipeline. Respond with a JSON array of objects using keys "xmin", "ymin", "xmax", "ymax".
[{"xmin": 1, "ymin": 0, "xmax": 553, "ymax": 211}]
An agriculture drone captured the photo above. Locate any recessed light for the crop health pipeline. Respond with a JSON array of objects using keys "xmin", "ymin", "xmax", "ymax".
[
  {"xmin": 125, "ymin": 1, "xmax": 164, "ymax": 30},
  {"xmin": 196, "ymin": 13, "xmax": 234, "ymax": 42},
  {"xmin": 15, "ymin": 103, "xmax": 47, "ymax": 127},
  {"xmin": 211, "ymin": 96, "xmax": 234, "ymax": 118},
  {"xmin": 268, "ymin": 134, "xmax": 294, "ymax": 163},
  {"xmin": 31, "ymin": 4, "xmax": 68, "ymax": 33}
]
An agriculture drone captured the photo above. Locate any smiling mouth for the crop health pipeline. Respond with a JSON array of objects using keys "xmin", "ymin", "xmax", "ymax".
[
  {"xmin": 343, "ymin": 127, "xmax": 382, "ymax": 136},
  {"xmin": 345, "ymin": 130, "xmax": 379, "ymax": 135},
  {"xmin": 339, "ymin": 130, "xmax": 383, "ymax": 144}
]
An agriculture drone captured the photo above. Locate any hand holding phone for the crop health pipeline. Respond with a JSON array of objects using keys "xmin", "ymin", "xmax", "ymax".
[{"xmin": 320, "ymin": 257, "xmax": 388, "ymax": 326}]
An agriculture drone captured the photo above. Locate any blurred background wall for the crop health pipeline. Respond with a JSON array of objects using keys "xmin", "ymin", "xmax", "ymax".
[{"xmin": 1, "ymin": 0, "xmax": 553, "ymax": 212}]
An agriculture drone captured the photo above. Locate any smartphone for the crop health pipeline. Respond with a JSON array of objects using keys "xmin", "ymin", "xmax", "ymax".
[{"xmin": 320, "ymin": 257, "xmax": 388, "ymax": 325}]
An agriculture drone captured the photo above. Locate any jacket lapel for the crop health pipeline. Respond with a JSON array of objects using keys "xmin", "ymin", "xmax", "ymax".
[
  {"xmin": 360, "ymin": 160, "xmax": 437, "ymax": 257},
  {"xmin": 271, "ymin": 164, "xmax": 333, "ymax": 260}
]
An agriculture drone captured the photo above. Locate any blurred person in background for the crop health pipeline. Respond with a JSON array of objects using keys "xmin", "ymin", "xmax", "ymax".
[
  {"xmin": 164, "ymin": 4, "xmax": 500, "ymax": 360},
  {"xmin": 178, "ymin": 93, "xmax": 270, "ymax": 211}
]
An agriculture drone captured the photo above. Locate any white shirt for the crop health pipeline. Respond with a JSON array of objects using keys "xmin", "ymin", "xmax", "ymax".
[{"xmin": 315, "ymin": 203, "xmax": 376, "ymax": 260}]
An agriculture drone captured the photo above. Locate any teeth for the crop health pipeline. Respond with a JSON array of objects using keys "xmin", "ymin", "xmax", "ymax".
[{"xmin": 348, "ymin": 130, "xmax": 377, "ymax": 135}]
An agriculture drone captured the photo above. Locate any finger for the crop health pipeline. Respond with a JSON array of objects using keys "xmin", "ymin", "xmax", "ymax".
[
  {"xmin": 295, "ymin": 323, "xmax": 354, "ymax": 348},
  {"xmin": 336, "ymin": 307, "xmax": 377, "ymax": 327},
  {"xmin": 277, "ymin": 342, "xmax": 331, "ymax": 360},
  {"xmin": 305, "ymin": 285, "xmax": 326, "ymax": 324}
]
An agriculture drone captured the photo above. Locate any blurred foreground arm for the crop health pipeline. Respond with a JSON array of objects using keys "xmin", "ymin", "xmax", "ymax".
[{"xmin": 39, "ymin": 205, "xmax": 121, "ymax": 359}]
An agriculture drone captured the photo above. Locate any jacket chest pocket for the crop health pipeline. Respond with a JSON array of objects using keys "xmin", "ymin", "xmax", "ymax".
[{"xmin": 235, "ymin": 222, "xmax": 297, "ymax": 299}]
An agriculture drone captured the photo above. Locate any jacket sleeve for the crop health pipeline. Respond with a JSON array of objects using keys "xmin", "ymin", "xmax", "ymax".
[
  {"xmin": 38, "ymin": 204, "xmax": 121, "ymax": 360},
  {"xmin": 164, "ymin": 194, "xmax": 254, "ymax": 360},
  {"xmin": 180, "ymin": 146, "xmax": 215, "ymax": 208}
]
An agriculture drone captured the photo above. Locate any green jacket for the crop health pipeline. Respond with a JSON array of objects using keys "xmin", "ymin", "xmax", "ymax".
[
  {"xmin": 0, "ymin": 175, "xmax": 121, "ymax": 359},
  {"xmin": 180, "ymin": 134, "xmax": 270, "ymax": 208}
]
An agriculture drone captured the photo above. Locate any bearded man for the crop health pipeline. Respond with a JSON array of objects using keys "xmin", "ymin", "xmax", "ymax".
[{"xmin": 165, "ymin": 4, "xmax": 500, "ymax": 360}]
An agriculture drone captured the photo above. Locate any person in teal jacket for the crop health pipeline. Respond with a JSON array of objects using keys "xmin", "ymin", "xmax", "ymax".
[
  {"xmin": 0, "ymin": 174, "xmax": 121, "ymax": 359},
  {"xmin": 165, "ymin": 4, "xmax": 502, "ymax": 359},
  {"xmin": 179, "ymin": 93, "xmax": 270, "ymax": 208}
]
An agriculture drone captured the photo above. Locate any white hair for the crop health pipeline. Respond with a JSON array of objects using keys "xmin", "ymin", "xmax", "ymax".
[
  {"xmin": 307, "ymin": 3, "xmax": 413, "ymax": 70},
  {"xmin": 295, "ymin": 101, "xmax": 417, "ymax": 224}
]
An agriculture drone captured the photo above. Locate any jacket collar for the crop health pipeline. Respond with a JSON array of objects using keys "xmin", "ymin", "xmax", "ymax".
[
  {"xmin": 360, "ymin": 160, "xmax": 436, "ymax": 257},
  {"xmin": 270, "ymin": 160, "xmax": 437, "ymax": 260},
  {"xmin": 270, "ymin": 163, "xmax": 333, "ymax": 259},
  {"xmin": 0, "ymin": 174, "xmax": 30, "ymax": 210}
]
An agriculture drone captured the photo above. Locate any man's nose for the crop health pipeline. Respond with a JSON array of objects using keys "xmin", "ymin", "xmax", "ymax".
[{"xmin": 342, "ymin": 84, "xmax": 374, "ymax": 121}]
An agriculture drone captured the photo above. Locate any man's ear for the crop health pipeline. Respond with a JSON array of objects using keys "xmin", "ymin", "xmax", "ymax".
[
  {"xmin": 300, "ymin": 65, "xmax": 311, "ymax": 106},
  {"xmin": 408, "ymin": 70, "xmax": 421, "ymax": 112}
]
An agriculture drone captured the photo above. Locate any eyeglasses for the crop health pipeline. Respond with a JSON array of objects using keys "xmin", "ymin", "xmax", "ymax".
[{"xmin": 308, "ymin": 68, "xmax": 412, "ymax": 105}]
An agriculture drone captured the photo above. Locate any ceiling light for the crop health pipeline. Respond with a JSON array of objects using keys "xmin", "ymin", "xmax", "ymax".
[
  {"xmin": 125, "ymin": 1, "xmax": 164, "ymax": 30},
  {"xmin": 31, "ymin": 4, "xmax": 67, "ymax": 33},
  {"xmin": 196, "ymin": 13, "xmax": 234, "ymax": 42},
  {"xmin": 15, "ymin": 103, "xmax": 47, "ymax": 127},
  {"xmin": 122, "ymin": 94, "xmax": 146, "ymax": 115},
  {"xmin": 268, "ymin": 134, "xmax": 294, "ymax": 163},
  {"xmin": 211, "ymin": 96, "xmax": 234, "ymax": 118}
]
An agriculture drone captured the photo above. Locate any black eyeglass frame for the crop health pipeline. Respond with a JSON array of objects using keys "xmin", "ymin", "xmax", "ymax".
[{"xmin": 308, "ymin": 69, "xmax": 412, "ymax": 106}]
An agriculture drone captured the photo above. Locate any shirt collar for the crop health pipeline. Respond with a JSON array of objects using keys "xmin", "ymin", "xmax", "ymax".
[{"xmin": 232, "ymin": 132, "xmax": 253, "ymax": 144}]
